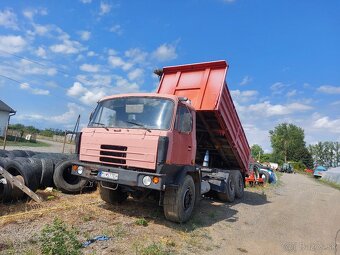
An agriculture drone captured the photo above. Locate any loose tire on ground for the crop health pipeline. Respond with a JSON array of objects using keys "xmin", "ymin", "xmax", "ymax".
[
  {"xmin": 259, "ymin": 170, "xmax": 270, "ymax": 183},
  {"xmin": 232, "ymin": 171, "xmax": 244, "ymax": 199},
  {"xmin": 99, "ymin": 182, "xmax": 128, "ymax": 204},
  {"xmin": 217, "ymin": 173, "xmax": 236, "ymax": 203},
  {"xmin": 40, "ymin": 158, "xmax": 55, "ymax": 188},
  {"xmin": 53, "ymin": 160, "xmax": 87, "ymax": 193},
  {"xmin": 163, "ymin": 175, "xmax": 196, "ymax": 223}
]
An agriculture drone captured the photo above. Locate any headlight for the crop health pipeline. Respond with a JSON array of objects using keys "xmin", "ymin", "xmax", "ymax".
[
  {"xmin": 142, "ymin": 176, "xmax": 152, "ymax": 186},
  {"xmin": 77, "ymin": 166, "xmax": 84, "ymax": 175}
]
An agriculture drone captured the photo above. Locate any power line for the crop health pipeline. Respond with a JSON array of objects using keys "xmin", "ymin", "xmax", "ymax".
[{"xmin": 0, "ymin": 49, "xmax": 93, "ymax": 84}]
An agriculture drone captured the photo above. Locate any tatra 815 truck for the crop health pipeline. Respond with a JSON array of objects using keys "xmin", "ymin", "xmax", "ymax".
[{"xmin": 71, "ymin": 60, "xmax": 250, "ymax": 223}]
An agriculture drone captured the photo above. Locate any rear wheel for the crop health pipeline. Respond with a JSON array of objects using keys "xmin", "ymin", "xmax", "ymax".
[
  {"xmin": 99, "ymin": 182, "xmax": 128, "ymax": 204},
  {"xmin": 163, "ymin": 175, "xmax": 195, "ymax": 223},
  {"xmin": 217, "ymin": 174, "xmax": 235, "ymax": 202},
  {"xmin": 233, "ymin": 171, "xmax": 244, "ymax": 199}
]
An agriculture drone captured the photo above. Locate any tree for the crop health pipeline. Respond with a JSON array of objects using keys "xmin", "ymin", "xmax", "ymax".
[
  {"xmin": 308, "ymin": 141, "xmax": 340, "ymax": 167},
  {"xmin": 251, "ymin": 144, "xmax": 264, "ymax": 160},
  {"xmin": 269, "ymin": 123, "xmax": 308, "ymax": 164}
]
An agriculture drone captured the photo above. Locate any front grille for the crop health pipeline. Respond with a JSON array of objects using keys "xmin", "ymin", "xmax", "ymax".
[{"xmin": 100, "ymin": 144, "xmax": 127, "ymax": 165}]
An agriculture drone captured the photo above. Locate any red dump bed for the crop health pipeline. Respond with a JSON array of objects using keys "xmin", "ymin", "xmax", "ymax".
[{"xmin": 157, "ymin": 60, "xmax": 250, "ymax": 173}]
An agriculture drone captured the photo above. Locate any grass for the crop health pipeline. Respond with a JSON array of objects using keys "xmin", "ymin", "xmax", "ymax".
[
  {"xmin": 318, "ymin": 178, "xmax": 340, "ymax": 191},
  {"xmin": 135, "ymin": 217, "xmax": 148, "ymax": 227},
  {"xmin": 0, "ymin": 138, "xmax": 50, "ymax": 147},
  {"xmin": 138, "ymin": 243, "xmax": 172, "ymax": 255}
]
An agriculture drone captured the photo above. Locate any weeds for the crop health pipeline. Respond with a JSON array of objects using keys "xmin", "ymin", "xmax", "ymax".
[
  {"xmin": 39, "ymin": 218, "xmax": 81, "ymax": 255},
  {"xmin": 135, "ymin": 217, "xmax": 148, "ymax": 226},
  {"xmin": 139, "ymin": 243, "xmax": 172, "ymax": 255}
]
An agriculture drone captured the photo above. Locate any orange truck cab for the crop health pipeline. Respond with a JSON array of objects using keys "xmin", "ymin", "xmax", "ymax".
[{"xmin": 72, "ymin": 60, "xmax": 250, "ymax": 223}]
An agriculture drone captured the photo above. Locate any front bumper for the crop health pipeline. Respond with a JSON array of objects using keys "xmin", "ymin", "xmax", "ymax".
[{"xmin": 71, "ymin": 161, "xmax": 165, "ymax": 191}]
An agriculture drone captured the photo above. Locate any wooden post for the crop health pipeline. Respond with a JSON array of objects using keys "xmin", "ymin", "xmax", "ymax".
[
  {"xmin": 62, "ymin": 130, "xmax": 67, "ymax": 153},
  {"xmin": 3, "ymin": 115, "xmax": 10, "ymax": 150}
]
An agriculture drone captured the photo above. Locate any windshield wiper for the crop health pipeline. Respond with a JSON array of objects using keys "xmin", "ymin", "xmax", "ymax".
[
  {"xmin": 126, "ymin": 121, "xmax": 151, "ymax": 132},
  {"xmin": 92, "ymin": 122, "xmax": 109, "ymax": 131}
]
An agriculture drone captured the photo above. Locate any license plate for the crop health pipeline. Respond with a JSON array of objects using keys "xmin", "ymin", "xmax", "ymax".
[{"xmin": 99, "ymin": 171, "xmax": 118, "ymax": 180}]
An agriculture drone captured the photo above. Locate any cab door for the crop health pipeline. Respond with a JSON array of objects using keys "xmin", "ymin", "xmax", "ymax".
[{"xmin": 171, "ymin": 104, "xmax": 194, "ymax": 165}]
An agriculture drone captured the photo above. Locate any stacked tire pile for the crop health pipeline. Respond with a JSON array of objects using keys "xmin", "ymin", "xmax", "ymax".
[{"xmin": 0, "ymin": 149, "xmax": 89, "ymax": 203}]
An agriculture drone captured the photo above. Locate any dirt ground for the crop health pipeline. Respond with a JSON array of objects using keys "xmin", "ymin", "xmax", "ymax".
[
  {"xmin": 4, "ymin": 139, "xmax": 75, "ymax": 154},
  {"xmin": 1, "ymin": 173, "xmax": 339, "ymax": 255}
]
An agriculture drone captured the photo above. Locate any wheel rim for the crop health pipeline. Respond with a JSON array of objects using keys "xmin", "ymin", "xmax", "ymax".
[{"xmin": 183, "ymin": 188, "xmax": 193, "ymax": 211}]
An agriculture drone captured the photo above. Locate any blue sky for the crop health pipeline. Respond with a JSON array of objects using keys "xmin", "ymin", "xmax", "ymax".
[{"xmin": 0, "ymin": 0, "xmax": 339, "ymax": 151}]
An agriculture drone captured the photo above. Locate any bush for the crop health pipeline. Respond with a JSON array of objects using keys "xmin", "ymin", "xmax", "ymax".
[
  {"xmin": 39, "ymin": 218, "xmax": 81, "ymax": 255},
  {"xmin": 290, "ymin": 161, "xmax": 306, "ymax": 172}
]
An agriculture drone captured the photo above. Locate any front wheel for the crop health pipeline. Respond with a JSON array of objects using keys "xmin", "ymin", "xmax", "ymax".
[
  {"xmin": 233, "ymin": 171, "xmax": 244, "ymax": 199},
  {"xmin": 163, "ymin": 175, "xmax": 196, "ymax": 223},
  {"xmin": 99, "ymin": 182, "xmax": 128, "ymax": 204}
]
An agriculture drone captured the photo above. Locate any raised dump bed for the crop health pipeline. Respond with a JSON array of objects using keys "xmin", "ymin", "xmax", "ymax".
[{"xmin": 157, "ymin": 60, "xmax": 250, "ymax": 173}]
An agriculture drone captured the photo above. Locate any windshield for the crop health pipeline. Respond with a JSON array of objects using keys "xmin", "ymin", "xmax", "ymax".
[{"xmin": 89, "ymin": 97, "xmax": 174, "ymax": 130}]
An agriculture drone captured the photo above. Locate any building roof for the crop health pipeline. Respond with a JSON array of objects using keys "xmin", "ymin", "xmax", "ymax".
[{"xmin": 0, "ymin": 100, "xmax": 16, "ymax": 113}]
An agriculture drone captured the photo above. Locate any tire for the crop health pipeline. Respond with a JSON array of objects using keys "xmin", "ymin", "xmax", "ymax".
[
  {"xmin": 53, "ymin": 160, "xmax": 87, "ymax": 193},
  {"xmin": 259, "ymin": 170, "xmax": 270, "ymax": 183},
  {"xmin": 99, "ymin": 182, "xmax": 128, "ymax": 204},
  {"xmin": 0, "ymin": 157, "xmax": 10, "ymax": 168},
  {"xmin": 9, "ymin": 150, "xmax": 29, "ymax": 157},
  {"xmin": 4, "ymin": 160, "xmax": 39, "ymax": 201},
  {"xmin": 40, "ymin": 158, "xmax": 55, "ymax": 188},
  {"xmin": 217, "ymin": 174, "xmax": 236, "ymax": 203},
  {"xmin": 163, "ymin": 175, "xmax": 196, "ymax": 223},
  {"xmin": 0, "ymin": 150, "xmax": 8, "ymax": 157},
  {"xmin": 233, "ymin": 171, "xmax": 244, "ymax": 199}
]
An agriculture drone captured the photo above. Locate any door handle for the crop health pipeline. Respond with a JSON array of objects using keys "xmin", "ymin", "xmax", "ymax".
[{"xmin": 188, "ymin": 146, "xmax": 192, "ymax": 151}]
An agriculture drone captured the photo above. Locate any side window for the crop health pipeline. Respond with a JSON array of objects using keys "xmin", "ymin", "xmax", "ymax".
[{"xmin": 175, "ymin": 105, "xmax": 192, "ymax": 133}]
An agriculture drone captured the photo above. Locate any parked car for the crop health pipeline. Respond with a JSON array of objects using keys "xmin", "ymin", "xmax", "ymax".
[{"xmin": 313, "ymin": 166, "xmax": 327, "ymax": 178}]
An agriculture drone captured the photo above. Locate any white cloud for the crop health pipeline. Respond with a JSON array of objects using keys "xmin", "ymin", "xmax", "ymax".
[
  {"xmin": 223, "ymin": 0, "xmax": 236, "ymax": 3},
  {"xmin": 80, "ymin": 63, "xmax": 100, "ymax": 73},
  {"xmin": 35, "ymin": 46, "xmax": 47, "ymax": 58},
  {"xmin": 109, "ymin": 24, "xmax": 122, "ymax": 35},
  {"xmin": 286, "ymin": 89, "xmax": 297, "ymax": 97},
  {"xmin": 50, "ymin": 38, "xmax": 84, "ymax": 54},
  {"xmin": 108, "ymin": 55, "xmax": 133, "ymax": 70},
  {"xmin": 331, "ymin": 100, "xmax": 340, "ymax": 106},
  {"xmin": 231, "ymin": 90, "xmax": 258, "ymax": 103},
  {"xmin": 0, "ymin": 35, "xmax": 26, "ymax": 53},
  {"xmin": 128, "ymin": 68, "xmax": 144, "ymax": 81},
  {"xmin": 67, "ymin": 82, "xmax": 106, "ymax": 105},
  {"xmin": 87, "ymin": 51, "xmax": 97, "ymax": 57},
  {"xmin": 240, "ymin": 75, "xmax": 252, "ymax": 86},
  {"xmin": 80, "ymin": 0, "xmax": 92, "ymax": 3},
  {"xmin": 77, "ymin": 74, "xmax": 112, "ymax": 87},
  {"xmin": 67, "ymin": 76, "xmax": 140, "ymax": 106},
  {"xmin": 99, "ymin": 2, "xmax": 112, "ymax": 15},
  {"xmin": 23, "ymin": 8, "xmax": 48, "ymax": 20},
  {"xmin": 18, "ymin": 59, "xmax": 57, "ymax": 76},
  {"xmin": 67, "ymin": 82, "xmax": 88, "ymax": 97},
  {"xmin": 152, "ymin": 43, "xmax": 177, "ymax": 62},
  {"xmin": 270, "ymin": 82, "xmax": 288, "ymax": 94},
  {"xmin": 0, "ymin": 9, "xmax": 18, "ymax": 30},
  {"xmin": 125, "ymin": 48, "xmax": 148, "ymax": 64},
  {"xmin": 20, "ymin": 82, "xmax": 50, "ymax": 95},
  {"xmin": 32, "ymin": 23, "xmax": 51, "ymax": 36},
  {"xmin": 313, "ymin": 116, "xmax": 340, "ymax": 133},
  {"xmin": 317, "ymin": 85, "xmax": 340, "ymax": 94},
  {"xmin": 17, "ymin": 103, "xmax": 83, "ymax": 124},
  {"xmin": 237, "ymin": 101, "xmax": 313, "ymax": 117},
  {"xmin": 79, "ymin": 30, "xmax": 91, "ymax": 41}
]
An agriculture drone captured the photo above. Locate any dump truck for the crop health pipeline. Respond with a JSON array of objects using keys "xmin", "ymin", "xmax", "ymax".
[{"xmin": 71, "ymin": 60, "xmax": 250, "ymax": 223}]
